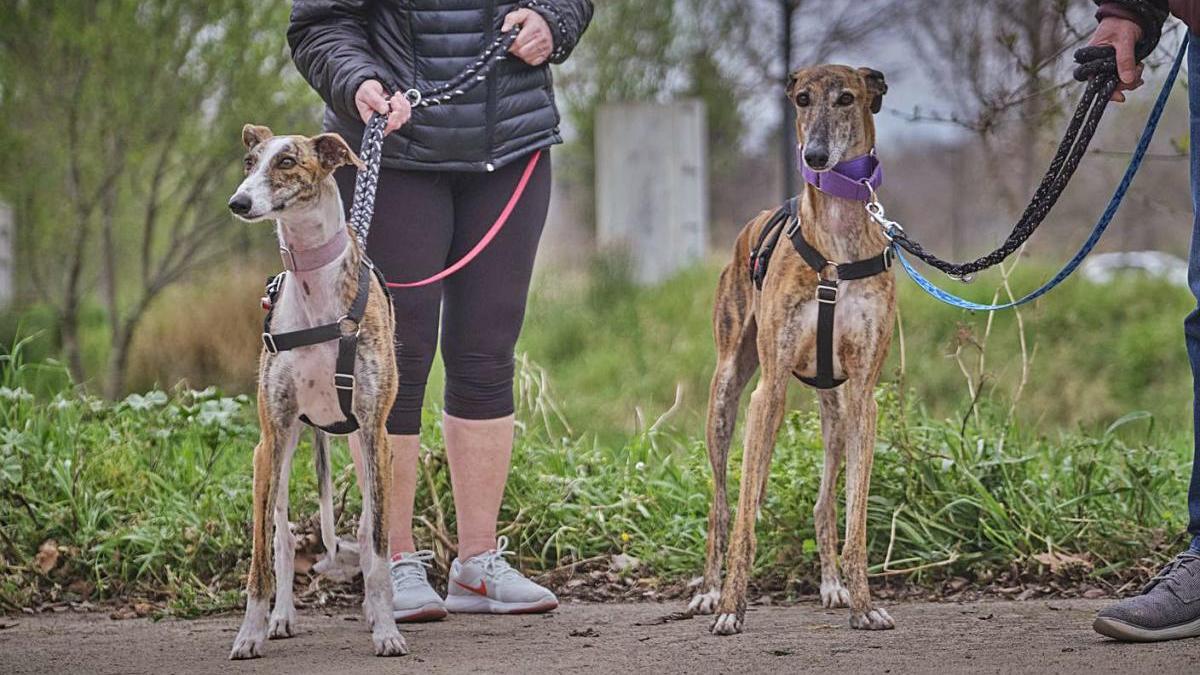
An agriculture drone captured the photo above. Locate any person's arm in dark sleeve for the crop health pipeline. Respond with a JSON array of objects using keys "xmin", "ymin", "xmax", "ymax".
[
  {"xmin": 522, "ymin": 0, "xmax": 593, "ymax": 64},
  {"xmin": 1094, "ymin": 1, "xmax": 1170, "ymax": 56},
  {"xmin": 288, "ymin": 0, "xmax": 388, "ymax": 122}
]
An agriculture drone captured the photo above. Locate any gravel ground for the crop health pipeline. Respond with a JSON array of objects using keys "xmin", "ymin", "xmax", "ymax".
[{"xmin": 1, "ymin": 598, "xmax": 1193, "ymax": 674}]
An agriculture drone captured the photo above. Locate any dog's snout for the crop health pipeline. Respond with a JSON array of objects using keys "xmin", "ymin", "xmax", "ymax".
[
  {"xmin": 228, "ymin": 193, "xmax": 253, "ymax": 216},
  {"xmin": 804, "ymin": 149, "xmax": 830, "ymax": 170}
]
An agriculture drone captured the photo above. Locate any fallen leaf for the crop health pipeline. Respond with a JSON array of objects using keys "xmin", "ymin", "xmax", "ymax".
[
  {"xmin": 1033, "ymin": 551, "xmax": 1092, "ymax": 574},
  {"xmin": 34, "ymin": 540, "xmax": 59, "ymax": 575},
  {"xmin": 66, "ymin": 579, "xmax": 94, "ymax": 598}
]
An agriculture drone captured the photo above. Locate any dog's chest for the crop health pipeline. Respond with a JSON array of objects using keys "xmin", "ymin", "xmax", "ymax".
[{"xmin": 266, "ymin": 271, "xmax": 350, "ymax": 428}]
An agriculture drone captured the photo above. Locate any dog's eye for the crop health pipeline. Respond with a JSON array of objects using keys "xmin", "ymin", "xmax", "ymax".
[
  {"xmin": 277, "ymin": 156, "xmax": 296, "ymax": 169},
  {"xmin": 837, "ymin": 92, "xmax": 855, "ymax": 106},
  {"xmin": 243, "ymin": 156, "xmax": 255, "ymax": 172},
  {"xmin": 795, "ymin": 92, "xmax": 811, "ymax": 107}
]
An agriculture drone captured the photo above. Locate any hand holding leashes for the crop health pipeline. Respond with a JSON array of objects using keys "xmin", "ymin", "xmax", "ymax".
[
  {"xmin": 346, "ymin": 28, "xmax": 530, "ymax": 293},
  {"xmin": 882, "ymin": 35, "xmax": 1188, "ymax": 311}
]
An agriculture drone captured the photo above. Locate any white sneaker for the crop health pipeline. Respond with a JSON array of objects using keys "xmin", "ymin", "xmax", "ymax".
[
  {"xmin": 389, "ymin": 550, "xmax": 447, "ymax": 622},
  {"xmin": 445, "ymin": 536, "xmax": 558, "ymax": 614}
]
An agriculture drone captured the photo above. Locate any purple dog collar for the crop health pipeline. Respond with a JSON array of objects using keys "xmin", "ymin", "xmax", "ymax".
[
  {"xmin": 280, "ymin": 228, "xmax": 350, "ymax": 273},
  {"xmin": 799, "ymin": 148, "xmax": 883, "ymax": 202}
]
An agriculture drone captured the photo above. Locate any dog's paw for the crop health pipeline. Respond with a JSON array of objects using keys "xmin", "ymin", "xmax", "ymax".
[
  {"xmin": 372, "ymin": 628, "xmax": 409, "ymax": 657},
  {"xmin": 268, "ymin": 608, "xmax": 296, "ymax": 639},
  {"xmin": 820, "ymin": 580, "xmax": 850, "ymax": 609},
  {"xmin": 849, "ymin": 607, "xmax": 895, "ymax": 631},
  {"xmin": 710, "ymin": 612, "xmax": 743, "ymax": 636},
  {"xmin": 688, "ymin": 589, "xmax": 720, "ymax": 615},
  {"xmin": 229, "ymin": 633, "xmax": 266, "ymax": 660}
]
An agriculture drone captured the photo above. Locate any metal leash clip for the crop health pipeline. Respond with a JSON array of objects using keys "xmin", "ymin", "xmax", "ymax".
[
  {"xmin": 862, "ymin": 181, "xmax": 903, "ymax": 241},
  {"xmin": 403, "ymin": 88, "xmax": 423, "ymax": 107}
]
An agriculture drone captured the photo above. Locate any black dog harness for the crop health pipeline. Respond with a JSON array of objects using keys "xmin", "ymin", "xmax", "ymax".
[
  {"xmin": 261, "ymin": 259, "xmax": 388, "ymax": 435},
  {"xmin": 748, "ymin": 198, "xmax": 892, "ymax": 390}
]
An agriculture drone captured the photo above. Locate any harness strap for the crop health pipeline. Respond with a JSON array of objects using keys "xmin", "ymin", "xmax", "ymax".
[
  {"xmin": 262, "ymin": 259, "xmax": 374, "ymax": 435},
  {"xmin": 747, "ymin": 199, "xmax": 892, "ymax": 390}
]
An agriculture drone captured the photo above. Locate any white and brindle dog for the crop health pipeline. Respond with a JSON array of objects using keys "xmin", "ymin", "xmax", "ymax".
[
  {"xmin": 689, "ymin": 65, "xmax": 897, "ymax": 635},
  {"xmin": 226, "ymin": 125, "xmax": 406, "ymax": 659}
]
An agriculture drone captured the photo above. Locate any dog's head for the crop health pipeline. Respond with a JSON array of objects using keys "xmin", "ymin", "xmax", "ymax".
[
  {"xmin": 787, "ymin": 65, "xmax": 887, "ymax": 171},
  {"xmin": 228, "ymin": 125, "xmax": 364, "ymax": 222}
]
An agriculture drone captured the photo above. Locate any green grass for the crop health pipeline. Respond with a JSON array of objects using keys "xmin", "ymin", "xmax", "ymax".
[{"xmin": 1, "ymin": 304, "xmax": 1193, "ymax": 613}]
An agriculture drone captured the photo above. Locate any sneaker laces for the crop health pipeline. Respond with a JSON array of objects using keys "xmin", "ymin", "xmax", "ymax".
[
  {"xmin": 471, "ymin": 536, "xmax": 526, "ymax": 582},
  {"xmin": 1144, "ymin": 551, "xmax": 1200, "ymax": 594},
  {"xmin": 391, "ymin": 550, "xmax": 435, "ymax": 591}
]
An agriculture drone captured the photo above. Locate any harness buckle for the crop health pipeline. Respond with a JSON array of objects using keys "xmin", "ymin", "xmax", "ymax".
[
  {"xmin": 262, "ymin": 333, "xmax": 279, "ymax": 354},
  {"xmin": 883, "ymin": 247, "xmax": 895, "ymax": 270},
  {"xmin": 784, "ymin": 214, "xmax": 801, "ymax": 238},
  {"xmin": 816, "ymin": 282, "xmax": 839, "ymax": 304},
  {"xmin": 334, "ymin": 373, "xmax": 356, "ymax": 391},
  {"xmin": 279, "ymin": 247, "xmax": 297, "ymax": 272}
]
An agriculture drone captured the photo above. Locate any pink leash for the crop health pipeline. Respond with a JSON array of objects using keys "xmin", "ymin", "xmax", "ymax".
[{"xmin": 385, "ymin": 150, "xmax": 542, "ymax": 289}]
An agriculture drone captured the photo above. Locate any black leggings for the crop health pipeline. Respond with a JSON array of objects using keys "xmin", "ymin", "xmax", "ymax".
[{"xmin": 334, "ymin": 152, "xmax": 551, "ymax": 435}]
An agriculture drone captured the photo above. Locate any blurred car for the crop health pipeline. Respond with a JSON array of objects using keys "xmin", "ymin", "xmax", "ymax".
[{"xmin": 1080, "ymin": 251, "xmax": 1188, "ymax": 287}]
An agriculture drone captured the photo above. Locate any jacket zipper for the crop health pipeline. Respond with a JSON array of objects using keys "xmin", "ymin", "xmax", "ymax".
[{"xmin": 484, "ymin": 0, "xmax": 497, "ymax": 171}]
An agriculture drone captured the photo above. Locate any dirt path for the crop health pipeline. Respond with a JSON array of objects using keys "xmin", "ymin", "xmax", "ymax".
[{"xmin": 0, "ymin": 599, "xmax": 1192, "ymax": 674}]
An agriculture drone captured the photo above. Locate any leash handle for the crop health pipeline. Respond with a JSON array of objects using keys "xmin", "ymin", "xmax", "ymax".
[
  {"xmin": 347, "ymin": 27, "xmax": 522, "ymax": 250},
  {"xmin": 897, "ymin": 34, "xmax": 1188, "ymax": 311}
]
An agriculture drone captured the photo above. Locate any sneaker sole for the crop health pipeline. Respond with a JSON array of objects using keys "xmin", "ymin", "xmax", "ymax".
[
  {"xmin": 1093, "ymin": 615, "xmax": 1200, "ymax": 642},
  {"xmin": 393, "ymin": 602, "xmax": 448, "ymax": 623},
  {"xmin": 444, "ymin": 594, "xmax": 558, "ymax": 615}
]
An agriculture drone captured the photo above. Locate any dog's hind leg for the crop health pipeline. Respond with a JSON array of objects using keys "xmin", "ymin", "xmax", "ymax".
[
  {"xmin": 231, "ymin": 420, "xmax": 300, "ymax": 660},
  {"xmin": 711, "ymin": 369, "xmax": 789, "ymax": 636},
  {"xmin": 268, "ymin": 437, "xmax": 299, "ymax": 639},
  {"xmin": 313, "ymin": 430, "xmax": 340, "ymax": 562},
  {"xmin": 691, "ymin": 266, "xmax": 759, "ymax": 615},
  {"xmin": 813, "ymin": 388, "xmax": 850, "ymax": 609},
  {"xmin": 355, "ymin": 419, "xmax": 407, "ymax": 657},
  {"xmin": 840, "ymin": 384, "xmax": 894, "ymax": 630}
]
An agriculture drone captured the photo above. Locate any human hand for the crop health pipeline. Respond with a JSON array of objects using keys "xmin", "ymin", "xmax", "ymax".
[
  {"xmin": 1087, "ymin": 17, "xmax": 1145, "ymax": 102},
  {"xmin": 355, "ymin": 79, "xmax": 412, "ymax": 135},
  {"xmin": 502, "ymin": 8, "xmax": 554, "ymax": 66}
]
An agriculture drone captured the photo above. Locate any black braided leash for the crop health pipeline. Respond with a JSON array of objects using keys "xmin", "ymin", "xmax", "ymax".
[
  {"xmin": 886, "ymin": 45, "xmax": 1130, "ymax": 281},
  {"xmin": 348, "ymin": 27, "xmax": 522, "ymax": 249}
]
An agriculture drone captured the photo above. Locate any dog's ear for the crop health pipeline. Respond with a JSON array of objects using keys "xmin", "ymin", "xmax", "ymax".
[
  {"xmin": 786, "ymin": 69, "xmax": 803, "ymax": 98},
  {"xmin": 857, "ymin": 68, "xmax": 888, "ymax": 115},
  {"xmin": 312, "ymin": 133, "xmax": 365, "ymax": 173},
  {"xmin": 242, "ymin": 124, "xmax": 273, "ymax": 151}
]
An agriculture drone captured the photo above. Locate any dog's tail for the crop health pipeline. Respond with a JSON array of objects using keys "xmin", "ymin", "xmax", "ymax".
[{"xmin": 313, "ymin": 429, "xmax": 340, "ymax": 559}]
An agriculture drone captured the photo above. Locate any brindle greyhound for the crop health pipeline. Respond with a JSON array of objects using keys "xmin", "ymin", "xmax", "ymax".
[
  {"xmin": 687, "ymin": 65, "xmax": 896, "ymax": 635},
  {"xmin": 226, "ymin": 125, "xmax": 406, "ymax": 659}
]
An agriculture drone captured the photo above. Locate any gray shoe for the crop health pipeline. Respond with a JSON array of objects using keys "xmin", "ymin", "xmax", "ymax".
[{"xmin": 1094, "ymin": 551, "xmax": 1200, "ymax": 642}]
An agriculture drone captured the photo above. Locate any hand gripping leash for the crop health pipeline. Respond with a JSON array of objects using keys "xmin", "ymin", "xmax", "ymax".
[
  {"xmin": 878, "ymin": 34, "xmax": 1188, "ymax": 310},
  {"xmin": 346, "ymin": 27, "xmax": 539, "ymax": 290}
]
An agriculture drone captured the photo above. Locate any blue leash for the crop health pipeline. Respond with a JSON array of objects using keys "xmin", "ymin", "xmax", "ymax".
[{"xmin": 894, "ymin": 35, "xmax": 1188, "ymax": 312}]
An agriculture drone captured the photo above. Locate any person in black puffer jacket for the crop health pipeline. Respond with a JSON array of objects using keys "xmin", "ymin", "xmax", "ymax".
[{"xmin": 288, "ymin": 0, "xmax": 591, "ymax": 621}]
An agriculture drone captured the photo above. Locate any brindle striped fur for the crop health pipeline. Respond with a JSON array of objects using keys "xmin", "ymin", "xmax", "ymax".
[
  {"xmin": 689, "ymin": 66, "xmax": 898, "ymax": 636},
  {"xmin": 228, "ymin": 126, "xmax": 405, "ymax": 660}
]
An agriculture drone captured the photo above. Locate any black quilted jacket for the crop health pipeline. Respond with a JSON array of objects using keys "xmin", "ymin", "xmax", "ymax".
[{"xmin": 289, "ymin": 0, "xmax": 593, "ymax": 171}]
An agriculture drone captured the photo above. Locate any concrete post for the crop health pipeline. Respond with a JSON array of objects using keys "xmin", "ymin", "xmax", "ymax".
[{"xmin": 595, "ymin": 100, "xmax": 708, "ymax": 285}]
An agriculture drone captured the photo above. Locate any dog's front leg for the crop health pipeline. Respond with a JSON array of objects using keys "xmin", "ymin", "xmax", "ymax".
[
  {"xmin": 231, "ymin": 422, "xmax": 299, "ymax": 660},
  {"xmin": 814, "ymin": 389, "xmax": 850, "ymax": 609},
  {"xmin": 841, "ymin": 387, "xmax": 894, "ymax": 631},
  {"xmin": 268, "ymin": 438, "xmax": 299, "ymax": 639},
  {"xmin": 691, "ymin": 314, "xmax": 759, "ymax": 615},
  {"xmin": 711, "ymin": 372, "xmax": 789, "ymax": 636},
  {"xmin": 355, "ymin": 419, "xmax": 407, "ymax": 657}
]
